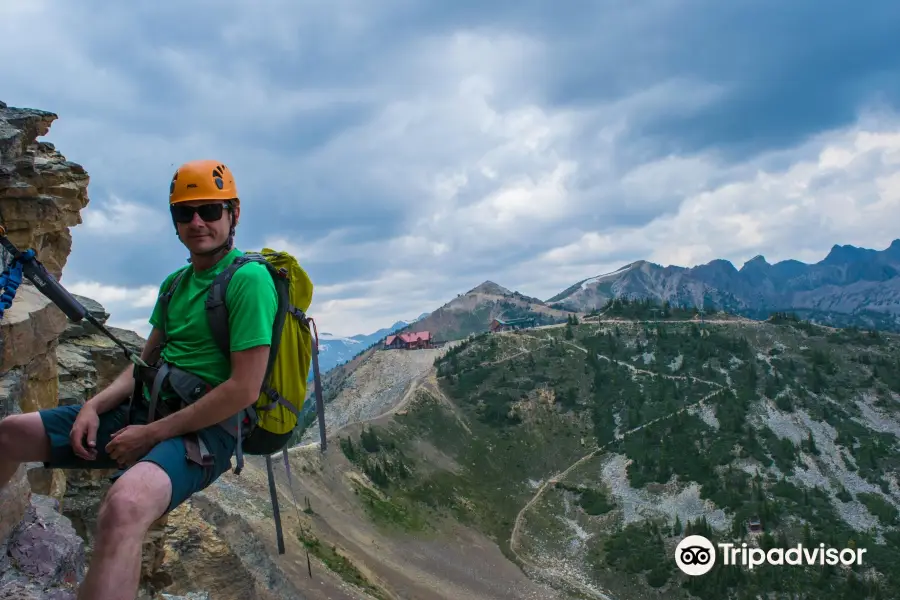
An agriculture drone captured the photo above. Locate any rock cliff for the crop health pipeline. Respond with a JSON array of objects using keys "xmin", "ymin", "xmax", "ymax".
[
  {"xmin": 0, "ymin": 101, "xmax": 208, "ymax": 599},
  {"xmin": 0, "ymin": 101, "xmax": 89, "ymax": 280},
  {"xmin": 0, "ymin": 101, "xmax": 90, "ymax": 599}
]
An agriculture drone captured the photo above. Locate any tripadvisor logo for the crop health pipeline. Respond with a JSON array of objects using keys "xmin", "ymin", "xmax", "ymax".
[
  {"xmin": 675, "ymin": 535, "xmax": 867, "ymax": 575},
  {"xmin": 675, "ymin": 535, "xmax": 717, "ymax": 575}
]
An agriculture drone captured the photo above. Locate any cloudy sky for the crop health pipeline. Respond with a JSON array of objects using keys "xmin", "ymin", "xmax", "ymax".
[{"xmin": 3, "ymin": 0, "xmax": 900, "ymax": 337}]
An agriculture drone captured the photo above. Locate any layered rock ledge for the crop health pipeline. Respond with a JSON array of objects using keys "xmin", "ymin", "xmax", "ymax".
[
  {"xmin": 0, "ymin": 101, "xmax": 90, "ymax": 598},
  {"xmin": 0, "ymin": 100, "xmax": 90, "ymax": 279}
]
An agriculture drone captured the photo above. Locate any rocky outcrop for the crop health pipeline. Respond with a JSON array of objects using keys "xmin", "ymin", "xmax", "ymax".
[
  {"xmin": 57, "ymin": 294, "xmax": 143, "ymax": 408},
  {"xmin": 300, "ymin": 345, "xmax": 450, "ymax": 445},
  {"xmin": 0, "ymin": 494, "xmax": 85, "ymax": 599},
  {"xmin": 0, "ymin": 101, "xmax": 90, "ymax": 280},
  {"xmin": 0, "ymin": 101, "xmax": 89, "ymax": 585}
]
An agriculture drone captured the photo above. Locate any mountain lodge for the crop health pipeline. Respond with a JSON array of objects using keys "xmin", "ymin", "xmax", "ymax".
[
  {"xmin": 489, "ymin": 317, "xmax": 536, "ymax": 332},
  {"xmin": 748, "ymin": 516, "xmax": 763, "ymax": 534},
  {"xmin": 384, "ymin": 331, "xmax": 433, "ymax": 350}
]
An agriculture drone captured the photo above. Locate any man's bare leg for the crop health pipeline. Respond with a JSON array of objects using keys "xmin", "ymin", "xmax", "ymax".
[
  {"xmin": 77, "ymin": 460, "xmax": 172, "ymax": 600},
  {"xmin": 0, "ymin": 413, "xmax": 52, "ymax": 488}
]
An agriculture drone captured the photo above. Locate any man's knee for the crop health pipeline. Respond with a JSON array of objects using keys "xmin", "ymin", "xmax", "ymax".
[
  {"xmin": 0, "ymin": 413, "xmax": 49, "ymax": 463},
  {"xmin": 98, "ymin": 462, "xmax": 172, "ymax": 534}
]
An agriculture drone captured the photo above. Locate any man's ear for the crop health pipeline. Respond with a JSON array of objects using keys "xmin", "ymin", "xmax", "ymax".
[{"xmin": 231, "ymin": 203, "xmax": 240, "ymax": 227}]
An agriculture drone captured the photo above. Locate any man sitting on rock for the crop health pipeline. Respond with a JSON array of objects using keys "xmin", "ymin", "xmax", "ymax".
[{"xmin": 0, "ymin": 160, "xmax": 277, "ymax": 600}]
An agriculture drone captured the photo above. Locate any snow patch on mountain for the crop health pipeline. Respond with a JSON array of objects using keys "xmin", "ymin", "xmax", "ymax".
[{"xmin": 579, "ymin": 264, "xmax": 636, "ymax": 290}]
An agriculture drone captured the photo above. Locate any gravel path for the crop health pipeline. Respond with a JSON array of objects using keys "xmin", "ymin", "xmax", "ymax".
[{"xmin": 508, "ymin": 348, "xmax": 728, "ymax": 600}]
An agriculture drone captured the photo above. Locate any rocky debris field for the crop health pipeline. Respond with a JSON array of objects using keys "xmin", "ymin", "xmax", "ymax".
[
  {"xmin": 0, "ymin": 494, "xmax": 84, "ymax": 600},
  {"xmin": 301, "ymin": 345, "xmax": 453, "ymax": 444}
]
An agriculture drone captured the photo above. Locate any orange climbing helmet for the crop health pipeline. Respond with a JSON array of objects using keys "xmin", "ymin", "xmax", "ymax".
[{"xmin": 169, "ymin": 160, "xmax": 239, "ymax": 205}]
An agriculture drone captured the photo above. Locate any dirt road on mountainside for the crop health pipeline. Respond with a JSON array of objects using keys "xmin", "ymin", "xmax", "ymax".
[{"xmin": 508, "ymin": 349, "xmax": 734, "ymax": 599}]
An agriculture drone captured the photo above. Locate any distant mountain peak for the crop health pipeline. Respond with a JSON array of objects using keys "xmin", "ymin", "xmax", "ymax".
[
  {"xmin": 692, "ymin": 258, "xmax": 738, "ymax": 278},
  {"xmin": 885, "ymin": 239, "xmax": 900, "ymax": 256},
  {"xmin": 821, "ymin": 243, "xmax": 875, "ymax": 265},
  {"xmin": 469, "ymin": 280, "xmax": 513, "ymax": 296},
  {"xmin": 707, "ymin": 258, "xmax": 738, "ymax": 269},
  {"xmin": 318, "ymin": 332, "xmax": 361, "ymax": 342},
  {"xmin": 741, "ymin": 255, "xmax": 769, "ymax": 271},
  {"xmin": 547, "ymin": 237, "xmax": 900, "ymax": 319}
]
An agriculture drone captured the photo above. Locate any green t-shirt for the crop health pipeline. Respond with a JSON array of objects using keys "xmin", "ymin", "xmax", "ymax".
[{"xmin": 148, "ymin": 248, "xmax": 278, "ymax": 387}]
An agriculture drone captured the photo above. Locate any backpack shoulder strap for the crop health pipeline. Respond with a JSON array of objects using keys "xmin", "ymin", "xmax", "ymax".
[
  {"xmin": 205, "ymin": 255, "xmax": 255, "ymax": 357},
  {"xmin": 206, "ymin": 253, "xmax": 286, "ymax": 366},
  {"xmin": 158, "ymin": 266, "xmax": 190, "ymax": 340}
]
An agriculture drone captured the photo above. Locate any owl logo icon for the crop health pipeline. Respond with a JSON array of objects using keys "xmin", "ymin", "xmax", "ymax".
[{"xmin": 675, "ymin": 535, "xmax": 716, "ymax": 576}]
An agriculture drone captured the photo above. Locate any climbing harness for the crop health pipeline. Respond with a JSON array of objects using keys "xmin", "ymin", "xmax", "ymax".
[{"xmin": 0, "ymin": 225, "xmax": 147, "ymax": 367}]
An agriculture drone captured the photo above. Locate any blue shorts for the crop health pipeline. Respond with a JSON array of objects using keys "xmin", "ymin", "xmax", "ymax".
[{"xmin": 39, "ymin": 403, "xmax": 236, "ymax": 514}]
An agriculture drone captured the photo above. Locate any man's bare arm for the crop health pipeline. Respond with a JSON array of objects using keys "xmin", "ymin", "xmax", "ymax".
[
  {"xmin": 84, "ymin": 328, "xmax": 165, "ymax": 415},
  {"xmin": 146, "ymin": 344, "xmax": 269, "ymax": 441}
]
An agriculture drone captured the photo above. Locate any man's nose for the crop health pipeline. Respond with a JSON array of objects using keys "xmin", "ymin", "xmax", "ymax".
[{"xmin": 189, "ymin": 211, "xmax": 206, "ymax": 226}]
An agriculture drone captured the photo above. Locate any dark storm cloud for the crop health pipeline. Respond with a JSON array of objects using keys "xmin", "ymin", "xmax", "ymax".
[{"xmin": 2, "ymin": 0, "xmax": 899, "ymax": 335}]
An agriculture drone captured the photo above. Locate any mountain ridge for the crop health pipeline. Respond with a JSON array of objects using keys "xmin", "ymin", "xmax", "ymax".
[
  {"xmin": 548, "ymin": 239, "xmax": 900, "ymax": 331},
  {"xmin": 400, "ymin": 279, "xmax": 574, "ymax": 341},
  {"xmin": 314, "ymin": 239, "xmax": 900, "ymax": 381}
]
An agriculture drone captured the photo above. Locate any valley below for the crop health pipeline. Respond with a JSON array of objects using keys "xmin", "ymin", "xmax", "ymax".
[{"xmin": 171, "ymin": 301, "xmax": 900, "ymax": 600}]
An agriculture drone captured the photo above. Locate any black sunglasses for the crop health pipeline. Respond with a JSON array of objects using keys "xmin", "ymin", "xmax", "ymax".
[{"xmin": 170, "ymin": 202, "xmax": 230, "ymax": 224}]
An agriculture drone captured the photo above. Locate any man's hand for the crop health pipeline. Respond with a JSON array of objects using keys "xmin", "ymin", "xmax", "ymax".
[
  {"xmin": 106, "ymin": 425, "xmax": 161, "ymax": 468},
  {"xmin": 70, "ymin": 404, "xmax": 100, "ymax": 460}
]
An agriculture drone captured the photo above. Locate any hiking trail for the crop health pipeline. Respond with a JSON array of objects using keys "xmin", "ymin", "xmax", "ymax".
[{"xmin": 507, "ymin": 348, "xmax": 735, "ymax": 599}]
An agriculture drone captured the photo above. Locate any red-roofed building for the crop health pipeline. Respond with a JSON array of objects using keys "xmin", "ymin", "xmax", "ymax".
[{"xmin": 384, "ymin": 331, "xmax": 432, "ymax": 350}]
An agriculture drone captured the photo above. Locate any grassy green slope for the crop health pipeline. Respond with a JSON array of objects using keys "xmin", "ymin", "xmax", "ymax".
[{"xmin": 335, "ymin": 301, "xmax": 900, "ymax": 600}]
